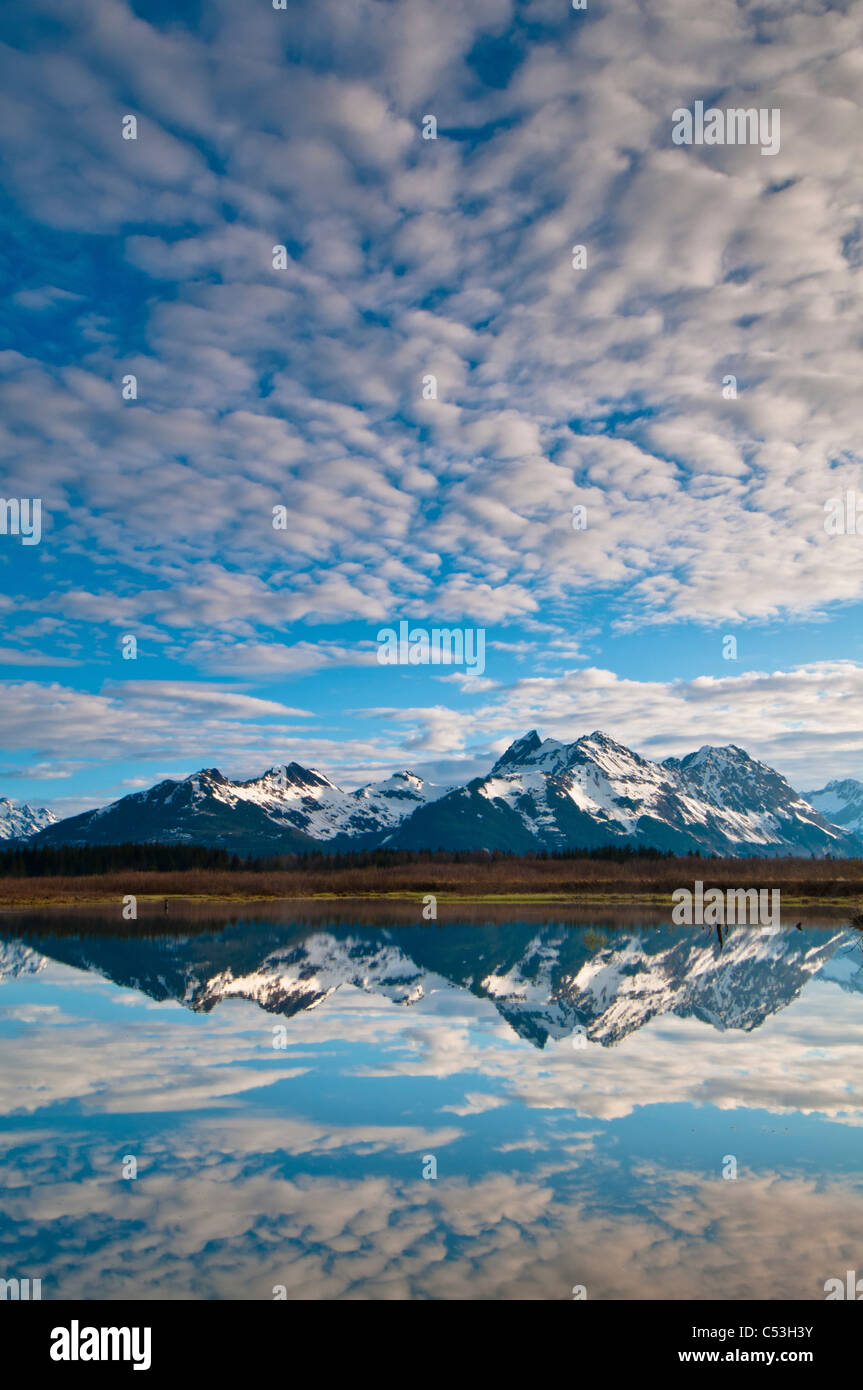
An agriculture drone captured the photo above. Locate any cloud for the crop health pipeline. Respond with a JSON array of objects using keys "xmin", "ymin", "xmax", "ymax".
[
  {"xmin": 0, "ymin": 647, "xmax": 81, "ymax": 667},
  {"xmin": 0, "ymin": 679, "xmax": 311, "ymax": 768},
  {"xmin": 375, "ymin": 660, "xmax": 863, "ymax": 785},
  {"xmin": 12, "ymin": 285, "xmax": 83, "ymax": 311},
  {"xmin": 1, "ymin": 0, "xmax": 862, "ymax": 640},
  {"xmin": 2, "ymin": 0, "xmax": 863, "ymax": 792},
  {"xmin": 2, "ymin": 947, "xmax": 863, "ymax": 1299}
]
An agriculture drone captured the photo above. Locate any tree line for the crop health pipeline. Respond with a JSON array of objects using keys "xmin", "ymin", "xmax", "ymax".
[{"xmin": 0, "ymin": 839, "xmax": 690, "ymax": 878}]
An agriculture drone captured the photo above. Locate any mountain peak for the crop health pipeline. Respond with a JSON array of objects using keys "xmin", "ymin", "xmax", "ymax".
[
  {"xmin": 577, "ymin": 730, "xmax": 632, "ymax": 753},
  {"xmin": 665, "ymin": 743, "xmax": 758, "ymax": 773},
  {"xmin": 568, "ymin": 730, "xmax": 651, "ymax": 772},
  {"xmin": 491, "ymin": 730, "xmax": 543, "ymax": 772},
  {"xmin": 692, "ymin": 743, "xmax": 749, "ymax": 761},
  {"xmin": 384, "ymin": 771, "xmax": 424, "ymax": 787},
  {"xmin": 252, "ymin": 763, "xmax": 336, "ymax": 791},
  {"xmin": 805, "ymin": 778, "xmax": 863, "ymax": 837},
  {"xmin": 678, "ymin": 744, "xmax": 779, "ymax": 781},
  {"xmin": 0, "ymin": 796, "xmax": 57, "ymax": 841},
  {"xmin": 186, "ymin": 767, "xmax": 228, "ymax": 786},
  {"xmin": 23, "ymin": 736, "xmax": 863, "ymax": 860}
]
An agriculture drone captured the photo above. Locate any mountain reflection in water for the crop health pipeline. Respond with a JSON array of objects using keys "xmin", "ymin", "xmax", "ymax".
[{"xmin": 1, "ymin": 904, "xmax": 862, "ymax": 1300}]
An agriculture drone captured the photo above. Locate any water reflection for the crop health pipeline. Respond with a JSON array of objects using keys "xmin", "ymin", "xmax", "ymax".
[{"xmin": 1, "ymin": 906, "xmax": 862, "ymax": 1299}]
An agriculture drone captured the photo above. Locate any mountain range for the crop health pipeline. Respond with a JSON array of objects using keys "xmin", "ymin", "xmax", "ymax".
[
  {"xmin": 0, "ymin": 797, "xmax": 56, "ymax": 841},
  {"xmin": 10, "ymin": 731, "xmax": 863, "ymax": 858},
  {"xmin": 805, "ymin": 778, "xmax": 863, "ymax": 839},
  {"xmin": 3, "ymin": 920, "xmax": 861, "ymax": 1048}
]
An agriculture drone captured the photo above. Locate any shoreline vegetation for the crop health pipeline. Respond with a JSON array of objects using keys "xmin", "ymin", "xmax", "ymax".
[{"xmin": 1, "ymin": 843, "xmax": 862, "ymax": 911}]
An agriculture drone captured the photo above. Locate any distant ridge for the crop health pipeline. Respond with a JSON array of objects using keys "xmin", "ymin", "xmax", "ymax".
[
  {"xmin": 805, "ymin": 779, "xmax": 863, "ymax": 838},
  {"xmin": 0, "ymin": 797, "xmax": 56, "ymax": 841},
  {"xmin": 21, "ymin": 733, "xmax": 863, "ymax": 859}
]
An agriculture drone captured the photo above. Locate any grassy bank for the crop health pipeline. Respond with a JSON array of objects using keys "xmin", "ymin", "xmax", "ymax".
[{"xmin": 2, "ymin": 854, "xmax": 863, "ymax": 908}]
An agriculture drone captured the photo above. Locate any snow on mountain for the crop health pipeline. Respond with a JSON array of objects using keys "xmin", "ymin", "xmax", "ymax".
[
  {"xmin": 174, "ymin": 925, "xmax": 863, "ymax": 1047},
  {"xmin": 475, "ymin": 923, "xmax": 846, "ymax": 1045},
  {"xmin": 0, "ymin": 939, "xmax": 48, "ymax": 982},
  {"xmin": 232, "ymin": 764, "xmax": 444, "ymax": 840},
  {"xmin": 190, "ymin": 932, "xmax": 439, "ymax": 1016},
  {"xmin": 804, "ymin": 779, "xmax": 863, "ymax": 837},
  {"xmin": 0, "ymin": 797, "xmax": 56, "ymax": 841},
  {"xmin": 390, "ymin": 730, "xmax": 859, "ymax": 857},
  {"xmin": 11, "ymin": 921, "xmax": 859, "ymax": 1050},
  {"xmin": 31, "ymin": 761, "xmax": 447, "ymax": 855},
  {"xmin": 26, "ymin": 731, "xmax": 863, "ymax": 858}
]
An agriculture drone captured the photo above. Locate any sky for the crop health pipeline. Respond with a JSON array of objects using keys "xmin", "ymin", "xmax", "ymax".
[{"xmin": 1, "ymin": 0, "xmax": 863, "ymax": 816}]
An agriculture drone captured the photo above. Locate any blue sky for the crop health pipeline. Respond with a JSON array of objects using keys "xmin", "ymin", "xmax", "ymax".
[{"xmin": 2, "ymin": 0, "xmax": 863, "ymax": 815}]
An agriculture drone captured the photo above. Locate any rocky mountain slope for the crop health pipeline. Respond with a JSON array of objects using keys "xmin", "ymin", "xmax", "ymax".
[
  {"xmin": 28, "ymin": 762, "xmax": 445, "ymax": 856},
  {"xmin": 0, "ymin": 797, "xmax": 56, "ymax": 841},
  {"xmin": 389, "ymin": 731, "xmax": 859, "ymax": 857},
  {"xmin": 21, "ymin": 731, "xmax": 863, "ymax": 858},
  {"xmin": 804, "ymin": 778, "xmax": 863, "ymax": 838},
  {"xmin": 4, "ymin": 920, "xmax": 859, "ymax": 1049}
]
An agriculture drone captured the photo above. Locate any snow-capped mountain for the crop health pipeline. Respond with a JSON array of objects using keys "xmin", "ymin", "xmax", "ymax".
[
  {"xmin": 30, "ymin": 762, "xmax": 446, "ymax": 856},
  {"xmin": 25, "ymin": 731, "xmax": 863, "ymax": 857},
  {"xmin": 250, "ymin": 766, "xmax": 445, "ymax": 840},
  {"xmin": 804, "ymin": 779, "xmax": 863, "ymax": 838},
  {"xmin": 389, "ymin": 731, "xmax": 860, "ymax": 857},
  {"xmin": 0, "ymin": 796, "xmax": 56, "ymax": 841},
  {"xmin": 0, "ymin": 938, "xmax": 48, "ymax": 982},
  {"xmin": 471, "ymin": 922, "xmax": 853, "ymax": 1046},
  {"xmin": 7, "ymin": 919, "xmax": 860, "ymax": 1049}
]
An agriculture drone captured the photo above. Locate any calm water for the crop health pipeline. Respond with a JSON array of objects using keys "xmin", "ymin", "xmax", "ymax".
[{"xmin": 1, "ymin": 903, "xmax": 862, "ymax": 1300}]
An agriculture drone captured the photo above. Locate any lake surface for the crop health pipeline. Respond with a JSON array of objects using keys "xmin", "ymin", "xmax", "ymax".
[{"xmin": 1, "ymin": 903, "xmax": 862, "ymax": 1300}]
